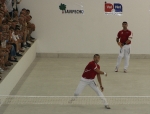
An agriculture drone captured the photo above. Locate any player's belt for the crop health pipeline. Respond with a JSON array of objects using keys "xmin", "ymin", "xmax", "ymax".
[
  {"xmin": 83, "ymin": 77, "xmax": 93, "ymax": 79},
  {"xmin": 122, "ymin": 43, "xmax": 129, "ymax": 46}
]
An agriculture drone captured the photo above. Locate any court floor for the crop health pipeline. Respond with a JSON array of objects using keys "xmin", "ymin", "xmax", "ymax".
[{"xmin": 0, "ymin": 57, "xmax": 150, "ymax": 114}]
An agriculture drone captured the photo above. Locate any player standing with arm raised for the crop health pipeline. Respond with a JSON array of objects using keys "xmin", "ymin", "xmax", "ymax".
[
  {"xmin": 69, "ymin": 54, "xmax": 110, "ymax": 109},
  {"xmin": 115, "ymin": 22, "xmax": 133, "ymax": 73}
]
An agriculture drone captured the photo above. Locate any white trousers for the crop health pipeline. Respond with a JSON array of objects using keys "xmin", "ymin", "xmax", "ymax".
[
  {"xmin": 74, "ymin": 77, "xmax": 108, "ymax": 105},
  {"xmin": 116, "ymin": 45, "xmax": 131, "ymax": 70}
]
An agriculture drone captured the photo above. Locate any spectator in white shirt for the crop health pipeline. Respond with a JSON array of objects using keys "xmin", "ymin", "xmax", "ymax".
[
  {"xmin": 5, "ymin": 0, "xmax": 13, "ymax": 17},
  {"xmin": 12, "ymin": 28, "xmax": 22, "ymax": 56},
  {"xmin": 12, "ymin": 0, "xmax": 21, "ymax": 11}
]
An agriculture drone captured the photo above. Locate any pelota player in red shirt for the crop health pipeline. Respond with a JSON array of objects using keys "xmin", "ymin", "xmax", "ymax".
[
  {"xmin": 69, "ymin": 54, "xmax": 110, "ymax": 109},
  {"xmin": 115, "ymin": 22, "xmax": 133, "ymax": 73}
]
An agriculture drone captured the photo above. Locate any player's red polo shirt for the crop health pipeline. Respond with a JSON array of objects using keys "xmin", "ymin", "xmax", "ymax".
[
  {"xmin": 117, "ymin": 30, "xmax": 132, "ymax": 44},
  {"xmin": 82, "ymin": 61, "xmax": 100, "ymax": 79}
]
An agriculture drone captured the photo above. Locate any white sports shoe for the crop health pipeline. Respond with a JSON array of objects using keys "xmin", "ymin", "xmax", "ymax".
[
  {"xmin": 115, "ymin": 67, "xmax": 118, "ymax": 72},
  {"xmin": 105, "ymin": 105, "xmax": 111, "ymax": 109},
  {"xmin": 27, "ymin": 41, "xmax": 32, "ymax": 44},
  {"xmin": 124, "ymin": 69, "xmax": 127, "ymax": 73}
]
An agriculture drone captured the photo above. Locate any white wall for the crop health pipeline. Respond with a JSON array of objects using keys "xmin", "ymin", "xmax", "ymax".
[
  {"xmin": 0, "ymin": 41, "xmax": 36, "ymax": 97},
  {"xmin": 18, "ymin": 0, "xmax": 150, "ymax": 54}
]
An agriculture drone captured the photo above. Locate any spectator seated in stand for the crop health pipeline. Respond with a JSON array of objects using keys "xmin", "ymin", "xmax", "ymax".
[{"xmin": 0, "ymin": 0, "xmax": 36, "ymax": 81}]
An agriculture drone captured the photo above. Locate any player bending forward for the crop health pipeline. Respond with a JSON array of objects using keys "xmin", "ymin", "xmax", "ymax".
[{"xmin": 69, "ymin": 54, "xmax": 110, "ymax": 109}]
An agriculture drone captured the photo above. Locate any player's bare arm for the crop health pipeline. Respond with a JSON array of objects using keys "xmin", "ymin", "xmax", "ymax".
[
  {"xmin": 97, "ymin": 74, "xmax": 104, "ymax": 92},
  {"xmin": 94, "ymin": 68, "xmax": 107, "ymax": 76},
  {"xmin": 116, "ymin": 37, "xmax": 122, "ymax": 48},
  {"xmin": 125, "ymin": 35, "xmax": 132, "ymax": 44},
  {"xmin": 125, "ymin": 39, "xmax": 131, "ymax": 44}
]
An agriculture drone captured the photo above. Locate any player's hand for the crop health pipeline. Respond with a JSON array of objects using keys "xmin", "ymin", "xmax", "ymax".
[
  {"xmin": 100, "ymin": 86, "xmax": 104, "ymax": 92},
  {"xmin": 117, "ymin": 42, "xmax": 121, "ymax": 45},
  {"xmin": 118, "ymin": 42, "xmax": 122, "ymax": 48},
  {"xmin": 104, "ymin": 72, "xmax": 107, "ymax": 77}
]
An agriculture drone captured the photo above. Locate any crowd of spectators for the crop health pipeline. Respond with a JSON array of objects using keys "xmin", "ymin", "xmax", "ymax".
[{"xmin": 0, "ymin": 0, "xmax": 36, "ymax": 80}]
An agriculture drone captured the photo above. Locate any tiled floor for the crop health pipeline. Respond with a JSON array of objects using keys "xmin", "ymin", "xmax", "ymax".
[{"xmin": 0, "ymin": 57, "xmax": 150, "ymax": 114}]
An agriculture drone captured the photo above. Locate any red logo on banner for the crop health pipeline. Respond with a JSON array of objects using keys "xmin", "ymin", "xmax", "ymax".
[{"xmin": 105, "ymin": 2, "xmax": 113, "ymax": 12}]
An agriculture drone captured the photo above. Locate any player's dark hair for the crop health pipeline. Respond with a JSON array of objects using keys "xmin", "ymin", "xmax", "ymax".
[
  {"xmin": 122, "ymin": 21, "xmax": 128, "ymax": 24},
  {"xmin": 94, "ymin": 54, "xmax": 100, "ymax": 58},
  {"xmin": 26, "ymin": 9, "xmax": 30, "ymax": 12},
  {"xmin": 22, "ymin": 8, "xmax": 26, "ymax": 11}
]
